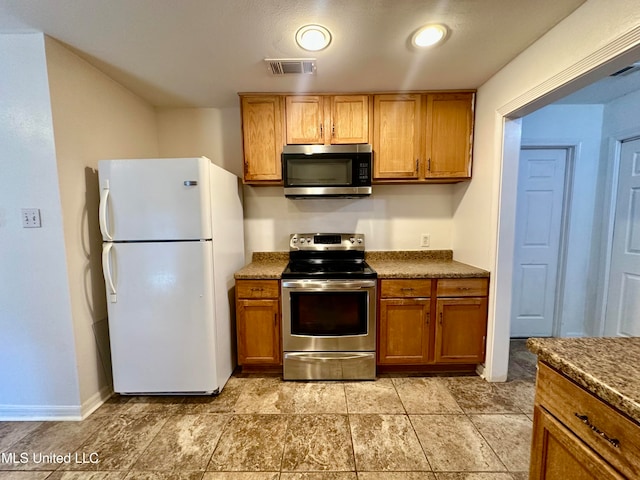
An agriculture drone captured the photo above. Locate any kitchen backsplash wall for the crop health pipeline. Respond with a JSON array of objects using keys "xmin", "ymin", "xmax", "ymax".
[{"xmin": 242, "ymin": 183, "xmax": 455, "ymax": 254}]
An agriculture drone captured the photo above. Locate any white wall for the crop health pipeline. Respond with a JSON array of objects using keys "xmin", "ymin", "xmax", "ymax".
[
  {"xmin": 452, "ymin": 0, "xmax": 640, "ymax": 381},
  {"xmin": 45, "ymin": 37, "xmax": 159, "ymax": 414},
  {"xmin": 521, "ymin": 104, "xmax": 604, "ymax": 337},
  {"xmin": 0, "ymin": 34, "xmax": 81, "ymax": 417},
  {"xmin": 156, "ymin": 107, "xmax": 243, "ymax": 177},
  {"xmin": 243, "ymin": 184, "xmax": 454, "ymax": 253}
]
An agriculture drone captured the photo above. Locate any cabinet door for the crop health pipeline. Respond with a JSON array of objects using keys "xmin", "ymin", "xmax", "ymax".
[
  {"xmin": 530, "ymin": 406, "xmax": 625, "ymax": 480},
  {"xmin": 373, "ymin": 94, "xmax": 422, "ymax": 179},
  {"xmin": 237, "ymin": 298, "xmax": 281, "ymax": 365},
  {"xmin": 330, "ymin": 95, "xmax": 370, "ymax": 144},
  {"xmin": 378, "ymin": 298, "xmax": 430, "ymax": 364},
  {"xmin": 241, "ymin": 95, "xmax": 284, "ymax": 182},
  {"xmin": 286, "ymin": 95, "xmax": 325, "ymax": 144},
  {"xmin": 435, "ymin": 297, "xmax": 487, "ymax": 363},
  {"xmin": 425, "ymin": 93, "xmax": 474, "ymax": 178}
]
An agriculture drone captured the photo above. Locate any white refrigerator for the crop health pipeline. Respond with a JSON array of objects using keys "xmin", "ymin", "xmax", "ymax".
[{"xmin": 98, "ymin": 157, "xmax": 244, "ymax": 394}]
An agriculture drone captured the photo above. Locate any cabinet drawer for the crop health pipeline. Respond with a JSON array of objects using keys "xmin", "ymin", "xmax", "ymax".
[
  {"xmin": 380, "ymin": 279, "xmax": 431, "ymax": 298},
  {"xmin": 536, "ymin": 362, "xmax": 640, "ymax": 479},
  {"xmin": 436, "ymin": 278, "xmax": 488, "ymax": 297},
  {"xmin": 237, "ymin": 280, "xmax": 280, "ymax": 299}
]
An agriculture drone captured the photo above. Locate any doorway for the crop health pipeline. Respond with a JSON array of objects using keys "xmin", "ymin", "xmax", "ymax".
[
  {"xmin": 510, "ymin": 147, "xmax": 571, "ymax": 338},
  {"xmin": 603, "ymin": 136, "xmax": 640, "ymax": 336}
]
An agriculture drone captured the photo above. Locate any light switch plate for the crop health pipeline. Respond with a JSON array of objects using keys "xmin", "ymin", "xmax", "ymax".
[{"xmin": 22, "ymin": 208, "xmax": 41, "ymax": 228}]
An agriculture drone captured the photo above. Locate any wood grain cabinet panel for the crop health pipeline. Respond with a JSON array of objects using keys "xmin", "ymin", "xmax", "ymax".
[
  {"xmin": 434, "ymin": 297, "xmax": 488, "ymax": 363},
  {"xmin": 378, "ymin": 298, "xmax": 430, "ymax": 364},
  {"xmin": 330, "ymin": 95, "xmax": 370, "ymax": 144},
  {"xmin": 236, "ymin": 280, "xmax": 281, "ymax": 366},
  {"xmin": 240, "ymin": 95, "xmax": 284, "ymax": 183},
  {"xmin": 425, "ymin": 93, "xmax": 474, "ymax": 178},
  {"xmin": 378, "ymin": 279, "xmax": 431, "ymax": 364},
  {"xmin": 372, "ymin": 91, "xmax": 475, "ymax": 183},
  {"xmin": 286, "ymin": 94, "xmax": 370, "ymax": 145},
  {"xmin": 285, "ymin": 95, "xmax": 325, "ymax": 144},
  {"xmin": 530, "ymin": 404, "xmax": 624, "ymax": 480},
  {"xmin": 373, "ymin": 94, "xmax": 422, "ymax": 179},
  {"xmin": 531, "ymin": 363, "xmax": 640, "ymax": 479},
  {"xmin": 436, "ymin": 278, "xmax": 489, "ymax": 297}
]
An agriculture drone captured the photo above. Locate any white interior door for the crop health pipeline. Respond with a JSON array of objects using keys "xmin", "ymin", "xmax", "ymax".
[
  {"xmin": 604, "ymin": 137, "xmax": 640, "ymax": 337},
  {"xmin": 511, "ymin": 148, "xmax": 568, "ymax": 337}
]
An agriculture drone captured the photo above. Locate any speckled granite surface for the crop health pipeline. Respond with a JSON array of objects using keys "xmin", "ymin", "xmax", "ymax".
[
  {"xmin": 234, "ymin": 250, "xmax": 490, "ymax": 279},
  {"xmin": 366, "ymin": 250, "xmax": 489, "ymax": 279},
  {"xmin": 233, "ymin": 252, "xmax": 289, "ymax": 279},
  {"xmin": 527, "ymin": 337, "xmax": 640, "ymax": 424}
]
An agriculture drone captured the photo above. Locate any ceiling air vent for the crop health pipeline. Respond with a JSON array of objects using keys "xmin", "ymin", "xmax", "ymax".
[
  {"xmin": 265, "ymin": 58, "xmax": 316, "ymax": 76},
  {"xmin": 610, "ymin": 62, "xmax": 640, "ymax": 77}
]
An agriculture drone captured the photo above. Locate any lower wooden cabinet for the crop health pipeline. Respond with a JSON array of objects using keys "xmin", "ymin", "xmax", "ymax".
[
  {"xmin": 435, "ymin": 297, "xmax": 488, "ymax": 363},
  {"xmin": 530, "ymin": 362, "xmax": 640, "ymax": 479},
  {"xmin": 530, "ymin": 405, "xmax": 624, "ymax": 479},
  {"xmin": 379, "ymin": 297, "xmax": 431, "ymax": 364},
  {"xmin": 378, "ymin": 277, "xmax": 489, "ymax": 367},
  {"xmin": 236, "ymin": 280, "xmax": 281, "ymax": 366}
]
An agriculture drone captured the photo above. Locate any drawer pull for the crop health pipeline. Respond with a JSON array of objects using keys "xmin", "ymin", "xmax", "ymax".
[
  {"xmin": 250, "ymin": 288, "xmax": 264, "ymax": 292},
  {"xmin": 401, "ymin": 288, "xmax": 414, "ymax": 291},
  {"xmin": 574, "ymin": 413, "xmax": 621, "ymax": 448}
]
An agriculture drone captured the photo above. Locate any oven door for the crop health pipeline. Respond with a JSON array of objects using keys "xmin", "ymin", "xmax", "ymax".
[{"xmin": 281, "ymin": 279, "xmax": 376, "ymax": 352}]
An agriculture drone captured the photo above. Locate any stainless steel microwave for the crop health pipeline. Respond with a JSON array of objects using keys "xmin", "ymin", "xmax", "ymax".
[{"xmin": 282, "ymin": 144, "xmax": 372, "ymax": 198}]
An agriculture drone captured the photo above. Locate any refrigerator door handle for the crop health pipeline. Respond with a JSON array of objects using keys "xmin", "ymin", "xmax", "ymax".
[
  {"xmin": 99, "ymin": 185, "xmax": 113, "ymax": 241},
  {"xmin": 102, "ymin": 243, "xmax": 117, "ymax": 302}
]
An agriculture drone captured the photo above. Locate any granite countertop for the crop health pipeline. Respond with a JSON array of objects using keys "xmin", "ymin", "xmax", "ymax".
[
  {"xmin": 527, "ymin": 337, "xmax": 640, "ymax": 425},
  {"xmin": 234, "ymin": 252, "xmax": 289, "ymax": 279},
  {"xmin": 366, "ymin": 250, "xmax": 490, "ymax": 279},
  {"xmin": 234, "ymin": 250, "xmax": 490, "ymax": 280}
]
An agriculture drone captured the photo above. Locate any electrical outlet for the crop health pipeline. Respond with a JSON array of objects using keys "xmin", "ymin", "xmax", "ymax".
[
  {"xmin": 22, "ymin": 208, "xmax": 41, "ymax": 228},
  {"xmin": 420, "ymin": 233, "xmax": 430, "ymax": 248}
]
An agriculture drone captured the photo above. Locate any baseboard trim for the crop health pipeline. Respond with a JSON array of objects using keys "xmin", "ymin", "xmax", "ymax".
[
  {"xmin": 0, "ymin": 404, "xmax": 83, "ymax": 421},
  {"xmin": 80, "ymin": 385, "xmax": 114, "ymax": 419},
  {"xmin": 0, "ymin": 386, "xmax": 114, "ymax": 421}
]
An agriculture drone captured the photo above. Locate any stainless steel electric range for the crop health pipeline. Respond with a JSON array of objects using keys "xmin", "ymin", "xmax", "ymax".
[{"xmin": 281, "ymin": 233, "xmax": 377, "ymax": 380}]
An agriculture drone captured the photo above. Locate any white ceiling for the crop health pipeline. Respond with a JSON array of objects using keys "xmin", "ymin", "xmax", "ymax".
[{"xmin": 0, "ymin": 0, "xmax": 588, "ymax": 108}]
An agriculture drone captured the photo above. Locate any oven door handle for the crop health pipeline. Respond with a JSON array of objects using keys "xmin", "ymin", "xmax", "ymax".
[
  {"xmin": 285, "ymin": 352, "xmax": 373, "ymax": 362},
  {"xmin": 282, "ymin": 280, "xmax": 376, "ymax": 289}
]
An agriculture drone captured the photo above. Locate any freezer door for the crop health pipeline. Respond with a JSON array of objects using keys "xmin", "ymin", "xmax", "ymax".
[
  {"xmin": 103, "ymin": 240, "xmax": 219, "ymax": 393},
  {"xmin": 99, "ymin": 157, "xmax": 212, "ymax": 241}
]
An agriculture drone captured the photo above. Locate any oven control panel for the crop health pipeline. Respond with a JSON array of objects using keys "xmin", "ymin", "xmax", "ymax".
[{"xmin": 289, "ymin": 233, "xmax": 365, "ymax": 251}]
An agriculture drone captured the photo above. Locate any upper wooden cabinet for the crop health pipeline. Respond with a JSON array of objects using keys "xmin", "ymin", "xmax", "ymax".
[
  {"xmin": 240, "ymin": 95, "xmax": 284, "ymax": 184},
  {"xmin": 373, "ymin": 94, "xmax": 422, "ymax": 179},
  {"xmin": 239, "ymin": 91, "xmax": 474, "ymax": 184},
  {"xmin": 285, "ymin": 94, "xmax": 370, "ymax": 145},
  {"xmin": 426, "ymin": 93, "xmax": 474, "ymax": 178},
  {"xmin": 373, "ymin": 92, "xmax": 475, "ymax": 182}
]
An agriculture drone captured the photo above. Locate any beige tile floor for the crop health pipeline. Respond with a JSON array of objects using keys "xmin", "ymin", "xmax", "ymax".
[{"xmin": 0, "ymin": 340, "xmax": 537, "ymax": 480}]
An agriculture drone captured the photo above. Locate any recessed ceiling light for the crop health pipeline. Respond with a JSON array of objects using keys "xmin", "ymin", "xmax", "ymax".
[
  {"xmin": 411, "ymin": 24, "xmax": 448, "ymax": 48},
  {"xmin": 296, "ymin": 24, "xmax": 332, "ymax": 51}
]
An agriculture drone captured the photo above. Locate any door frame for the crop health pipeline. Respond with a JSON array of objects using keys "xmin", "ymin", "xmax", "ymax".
[
  {"xmin": 513, "ymin": 145, "xmax": 575, "ymax": 338},
  {"xmin": 597, "ymin": 132, "xmax": 640, "ymax": 335}
]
